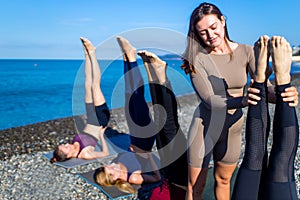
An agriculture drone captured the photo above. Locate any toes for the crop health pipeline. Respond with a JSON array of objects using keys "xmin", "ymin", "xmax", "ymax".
[
  {"xmin": 271, "ymin": 36, "xmax": 291, "ymax": 51},
  {"xmin": 262, "ymin": 35, "xmax": 269, "ymax": 46}
]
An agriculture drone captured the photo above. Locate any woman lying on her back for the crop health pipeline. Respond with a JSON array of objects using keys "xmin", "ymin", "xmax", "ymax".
[{"xmin": 50, "ymin": 37, "xmax": 110, "ymax": 162}]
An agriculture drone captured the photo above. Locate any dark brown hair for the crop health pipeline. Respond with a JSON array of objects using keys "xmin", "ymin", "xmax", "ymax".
[
  {"xmin": 50, "ymin": 146, "xmax": 70, "ymax": 163},
  {"xmin": 181, "ymin": 2, "xmax": 233, "ymax": 74}
]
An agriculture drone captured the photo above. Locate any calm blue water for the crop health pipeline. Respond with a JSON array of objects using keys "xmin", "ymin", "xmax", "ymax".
[
  {"xmin": 0, "ymin": 59, "xmax": 193, "ymax": 130},
  {"xmin": 1, "ymin": 59, "xmax": 300, "ymax": 130}
]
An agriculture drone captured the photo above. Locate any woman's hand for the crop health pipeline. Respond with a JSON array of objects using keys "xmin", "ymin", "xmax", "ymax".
[
  {"xmin": 247, "ymin": 79, "xmax": 299, "ymax": 107},
  {"xmin": 247, "ymin": 86, "xmax": 261, "ymax": 105},
  {"xmin": 282, "ymin": 86, "xmax": 299, "ymax": 107},
  {"xmin": 130, "ymin": 144, "xmax": 147, "ymax": 153}
]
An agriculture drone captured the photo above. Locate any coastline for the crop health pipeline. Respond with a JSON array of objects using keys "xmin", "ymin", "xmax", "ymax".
[
  {"xmin": 0, "ymin": 74, "xmax": 300, "ymax": 199},
  {"xmin": 269, "ymin": 56, "xmax": 300, "ymax": 62},
  {"xmin": 292, "ymin": 55, "xmax": 300, "ymax": 62}
]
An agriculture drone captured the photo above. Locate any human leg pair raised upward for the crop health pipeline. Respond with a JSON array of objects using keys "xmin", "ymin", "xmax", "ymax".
[
  {"xmin": 113, "ymin": 36, "xmax": 188, "ymax": 198},
  {"xmin": 232, "ymin": 36, "xmax": 299, "ymax": 200}
]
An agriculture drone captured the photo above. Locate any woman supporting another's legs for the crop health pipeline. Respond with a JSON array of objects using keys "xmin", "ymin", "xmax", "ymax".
[{"xmin": 138, "ymin": 50, "xmax": 188, "ymax": 199}]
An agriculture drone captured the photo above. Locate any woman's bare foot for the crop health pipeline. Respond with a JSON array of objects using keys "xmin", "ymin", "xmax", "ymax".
[
  {"xmin": 137, "ymin": 50, "xmax": 167, "ymax": 83},
  {"xmin": 254, "ymin": 35, "xmax": 271, "ymax": 83},
  {"xmin": 80, "ymin": 37, "xmax": 96, "ymax": 55},
  {"xmin": 116, "ymin": 36, "xmax": 136, "ymax": 62},
  {"xmin": 271, "ymin": 36, "xmax": 292, "ymax": 85}
]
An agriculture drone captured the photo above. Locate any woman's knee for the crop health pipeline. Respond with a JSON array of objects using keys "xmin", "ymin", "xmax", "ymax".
[
  {"xmin": 214, "ymin": 162, "xmax": 237, "ymax": 185},
  {"xmin": 214, "ymin": 173, "xmax": 231, "ymax": 185}
]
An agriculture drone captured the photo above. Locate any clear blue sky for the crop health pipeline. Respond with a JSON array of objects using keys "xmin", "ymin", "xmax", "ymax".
[{"xmin": 1, "ymin": 0, "xmax": 299, "ymax": 59}]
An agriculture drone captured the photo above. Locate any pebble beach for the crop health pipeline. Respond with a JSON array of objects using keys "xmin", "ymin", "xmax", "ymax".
[{"xmin": 1, "ymin": 75, "xmax": 300, "ymax": 200}]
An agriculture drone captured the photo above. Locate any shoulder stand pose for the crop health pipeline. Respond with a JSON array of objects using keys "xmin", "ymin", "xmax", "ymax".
[
  {"xmin": 232, "ymin": 36, "xmax": 299, "ymax": 200},
  {"xmin": 51, "ymin": 37, "xmax": 109, "ymax": 162},
  {"xmin": 181, "ymin": 2, "xmax": 299, "ymax": 200}
]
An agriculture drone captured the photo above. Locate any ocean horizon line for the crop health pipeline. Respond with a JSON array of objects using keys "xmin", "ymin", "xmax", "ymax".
[{"xmin": 1, "ymin": 59, "xmax": 299, "ymax": 131}]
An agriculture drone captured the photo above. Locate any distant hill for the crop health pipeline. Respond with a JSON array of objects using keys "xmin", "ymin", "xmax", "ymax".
[
  {"xmin": 292, "ymin": 47, "xmax": 300, "ymax": 56},
  {"xmin": 160, "ymin": 53, "xmax": 182, "ymax": 60}
]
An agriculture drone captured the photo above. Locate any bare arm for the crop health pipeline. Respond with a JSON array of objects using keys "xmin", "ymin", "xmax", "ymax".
[
  {"xmin": 141, "ymin": 153, "xmax": 161, "ymax": 183},
  {"xmin": 129, "ymin": 146, "xmax": 161, "ymax": 184},
  {"xmin": 79, "ymin": 128, "xmax": 109, "ymax": 159}
]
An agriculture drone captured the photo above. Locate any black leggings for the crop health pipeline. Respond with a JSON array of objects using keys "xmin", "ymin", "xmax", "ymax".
[
  {"xmin": 123, "ymin": 60, "xmax": 156, "ymax": 151},
  {"xmin": 124, "ymin": 62, "xmax": 188, "ymax": 186},
  {"xmin": 149, "ymin": 82, "xmax": 188, "ymax": 186},
  {"xmin": 232, "ymin": 82, "xmax": 299, "ymax": 200}
]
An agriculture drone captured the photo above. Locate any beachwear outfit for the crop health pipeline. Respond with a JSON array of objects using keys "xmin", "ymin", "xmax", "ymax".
[
  {"xmin": 232, "ymin": 82, "xmax": 299, "ymax": 200},
  {"xmin": 188, "ymin": 44, "xmax": 258, "ymax": 167}
]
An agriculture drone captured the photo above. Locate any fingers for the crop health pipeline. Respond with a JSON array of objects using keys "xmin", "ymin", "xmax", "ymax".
[
  {"xmin": 247, "ymin": 87, "xmax": 261, "ymax": 105},
  {"xmin": 248, "ymin": 98, "xmax": 258, "ymax": 105},
  {"xmin": 288, "ymin": 100, "xmax": 298, "ymax": 107},
  {"xmin": 129, "ymin": 144, "xmax": 147, "ymax": 153},
  {"xmin": 282, "ymin": 86, "xmax": 299, "ymax": 107},
  {"xmin": 247, "ymin": 87, "xmax": 261, "ymax": 99}
]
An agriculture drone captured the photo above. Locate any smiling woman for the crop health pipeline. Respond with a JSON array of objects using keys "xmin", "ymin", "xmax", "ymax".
[{"xmin": 180, "ymin": 2, "xmax": 299, "ymax": 200}]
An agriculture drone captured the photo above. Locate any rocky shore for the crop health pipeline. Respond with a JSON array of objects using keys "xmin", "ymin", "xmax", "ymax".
[{"xmin": 1, "ymin": 74, "xmax": 300, "ymax": 199}]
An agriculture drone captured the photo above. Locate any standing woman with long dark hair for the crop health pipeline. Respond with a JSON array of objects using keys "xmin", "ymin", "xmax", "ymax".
[{"xmin": 181, "ymin": 2, "xmax": 298, "ymax": 199}]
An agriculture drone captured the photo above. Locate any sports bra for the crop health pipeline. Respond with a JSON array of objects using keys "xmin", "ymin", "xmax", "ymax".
[{"xmin": 72, "ymin": 133, "xmax": 98, "ymax": 158}]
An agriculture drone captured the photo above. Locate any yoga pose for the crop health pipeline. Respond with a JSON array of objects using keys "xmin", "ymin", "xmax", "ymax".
[
  {"xmin": 138, "ymin": 50, "xmax": 188, "ymax": 198},
  {"xmin": 51, "ymin": 37, "xmax": 109, "ymax": 163},
  {"xmin": 180, "ymin": 2, "xmax": 299, "ymax": 199},
  {"xmin": 95, "ymin": 36, "xmax": 188, "ymax": 199},
  {"xmin": 232, "ymin": 36, "xmax": 299, "ymax": 200}
]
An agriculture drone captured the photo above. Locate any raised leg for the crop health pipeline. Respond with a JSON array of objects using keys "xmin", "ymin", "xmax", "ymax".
[
  {"xmin": 232, "ymin": 35, "xmax": 271, "ymax": 200},
  {"xmin": 116, "ymin": 36, "xmax": 155, "ymax": 151},
  {"xmin": 265, "ymin": 36, "xmax": 299, "ymax": 200},
  {"xmin": 79, "ymin": 37, "xmax": 109, "ymax": 156},
  {"xmin": 138, "ymin": 50, "xmax": 188, "ymax": 197},
  {"xmin": 80, "ymin": 37, "xmax": 105, "ymax": 106}
]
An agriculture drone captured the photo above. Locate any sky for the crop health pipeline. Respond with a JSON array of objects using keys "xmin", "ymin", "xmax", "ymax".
[{"xmin": 0, "ymin": 0, "xmax": 299, "ymax": 59}]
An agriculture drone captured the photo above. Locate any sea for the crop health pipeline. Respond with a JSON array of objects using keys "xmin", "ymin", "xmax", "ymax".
[
  {"xmin": 1, "ymin": 59, "xmax": 300, "ymax": 131},
  {"xmin": 0, "ymin": 59, "xmax": 194, "ymax": 130}
]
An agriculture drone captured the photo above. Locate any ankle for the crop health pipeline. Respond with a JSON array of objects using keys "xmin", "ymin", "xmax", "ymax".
[{"xmin": 275, "ymin": 74, "xmax": 290, "ymax": 85}]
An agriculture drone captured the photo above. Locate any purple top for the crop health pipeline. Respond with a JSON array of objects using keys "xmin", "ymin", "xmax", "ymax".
[{"xmin": 72, "ymin": 133, "xmax": 98, "ymax": 158}]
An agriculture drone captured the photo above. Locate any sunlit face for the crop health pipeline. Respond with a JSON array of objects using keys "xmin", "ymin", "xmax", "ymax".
[
  {"xmin": 195, "ymin": 14, "xmax": 226, "ymax": 49},
  {"xmin": 58, "ymin": 143, "xmax": 74, "ymax": 158},
  {"xmin": 104, "ymin": 163, "xmax": 123, "ymax": 181}
]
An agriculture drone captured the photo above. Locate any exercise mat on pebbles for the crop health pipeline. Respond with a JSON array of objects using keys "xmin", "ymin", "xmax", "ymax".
[
  {"xmin": 78, "ymin": 170, "xmax": 139, "ymax": 199},
  {"xmin": 43, "ymin": 133, "xmax": 131, "ymax": 168}
]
